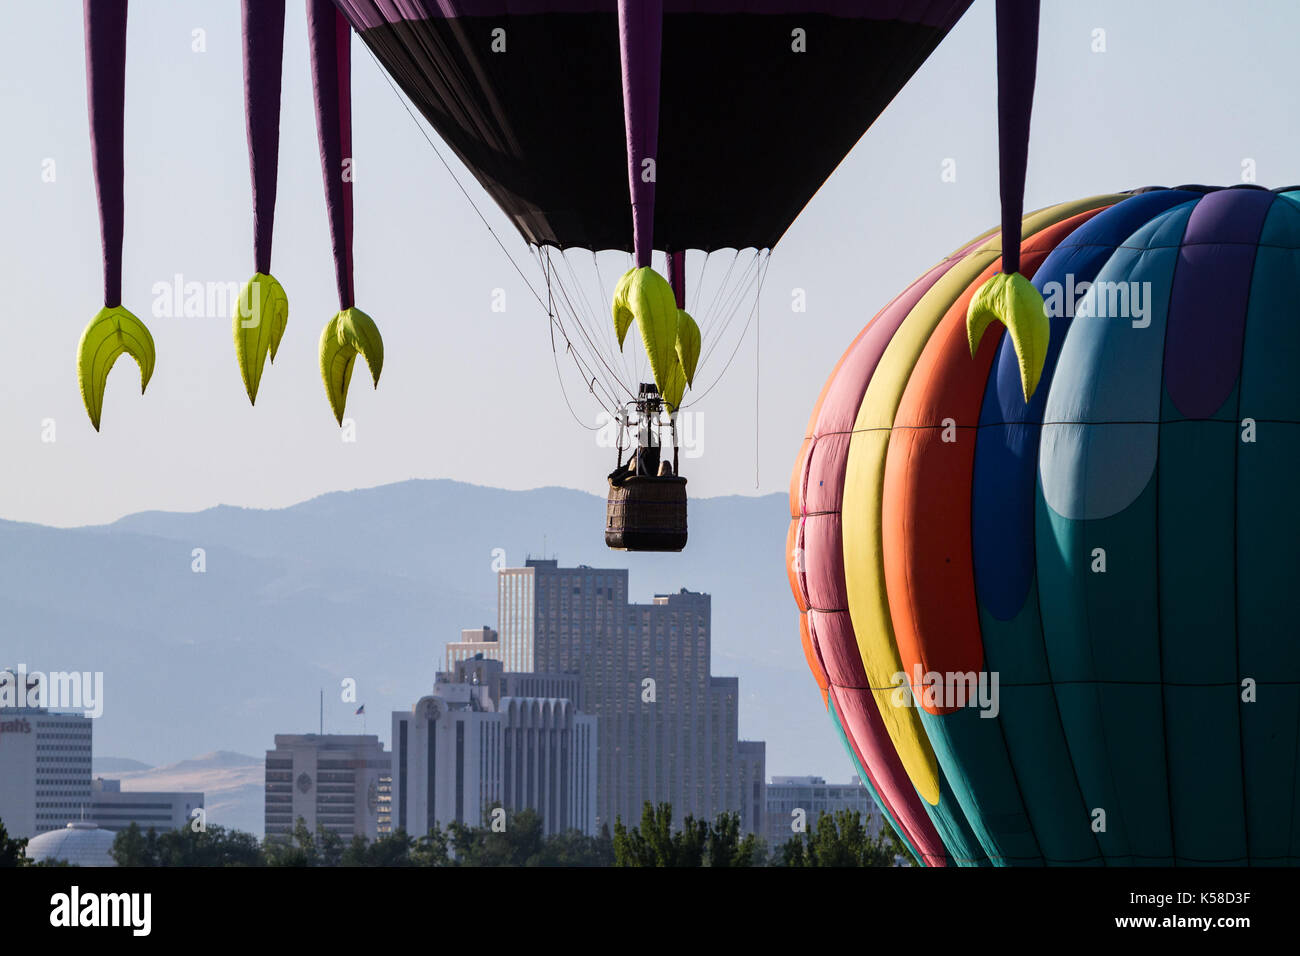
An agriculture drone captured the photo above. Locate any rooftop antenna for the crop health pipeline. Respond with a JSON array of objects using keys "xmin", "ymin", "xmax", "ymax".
[{"xmin": 319, "ymin": 688, "xmax": 323, "ymax": 735}]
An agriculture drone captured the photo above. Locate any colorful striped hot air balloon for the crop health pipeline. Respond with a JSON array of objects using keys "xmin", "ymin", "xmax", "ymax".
[{"xmin": 787, "ymin": 184, "xmax": 1300, "ymax": 866}]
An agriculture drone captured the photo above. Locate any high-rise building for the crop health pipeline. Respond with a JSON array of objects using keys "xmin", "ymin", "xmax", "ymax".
[
  {"xmin": 0, "ymin": 670, "xmax": 93, "ymax": 839},
  {"xmin": 88, "ymin": 778, "xmax": 204, "ymax": 834},
  {"xmin": 496, "ymin": 558, "xmax": 764, "ymax": 833},
  {"xmin": 264, "ymin": 734, "xmax": 391, "ymax": 842},
  {"xmin": 736, "ymin": 741, "xmax": 767, "ymax": 838},
  {"xmin": 391, "ymin": 658, "xmax": 597, "ymax": 837},
  {"xmin": 764, "ymin": 775, "xmax": 879, "ymax": 849},
  {"xmin": 445, "ymin": 626, "xmax": 501, "ymax": 670}
]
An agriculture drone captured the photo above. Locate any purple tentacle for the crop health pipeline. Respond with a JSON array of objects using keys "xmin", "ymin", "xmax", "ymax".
[
  {"xmin": 307, "ymin": 0, "xmax": 355, "ymax": 309},
  {"xmin": 242, "ymin": 0, "xmax": 286, "ymax": 274},
  {"xmin": 618, "ymin": 0, "xmax": 663, "ymax": 269},
  {"xmin": 83, "ymin": 0, "xmax": 128, "ymax": 307},
  {"xmin": 995, "ymin": 0, "xmax": 1039, "ymax": 276},
  {"xmin": 666, "ymin": 249, "xmax": 685, "ymax": 309}
]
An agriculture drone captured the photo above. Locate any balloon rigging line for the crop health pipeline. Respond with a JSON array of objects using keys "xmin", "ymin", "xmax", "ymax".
[
  {"xmin": 541, "ymin": 250, "xmax": 624, "ymax": 417},
  {"xmin": 556, "ymin": 248, "xmax": 632, "ymax": 403},
  {"xmin": 697, "ymin": 249, "xmax": 742, "ymax": 339},
  {"xmin": 364, "ymin": 43, "xmax": 623, "ymax": 417},
  {"xmin": 540, "ymin": 251, "xmax": 622, "ymax": 410},
  {"xmin": 692, "ymin": 250, "xmax": 762, "ymax": 385},
  {"xmin": 690, "ymin": 250, "xmax": 709, "ymax": 315},
  {"xmin": 543, "ymin": 253, "xmax": 629, "ymax": 415},
  {"xmin": 574, "ymin": 250, "xmax": 626, "ymax": 388},
  {"xmin": 559, "ymin": 249, "xmax": 641, "ymax": 397},
  {"xmin": 679, "ymin": 250, "xmax": 769, "ymax": 409},
  {"xmin": 539, "ymin": 248, "xmax": 626, "ymax": 408},
  {"xmin": 366, "ymin": 45, "xmax": 768, "ymax": 422},
  {"xmin": 363, "ymin": 44, "xmax": 549, "ymax": 314},
  {"xmin": 541, "ymin": 248, "xmax": 632, "ymax": 407},
  {"xmin": 544, "ymin": 255, "xmax": 604, "ymax": 430},
  {"xmin": 696, "ymin": 250, "xmax": 763, "ymax": 376},
  {"xmin": 704, "ymin": 252, "xmax": 762, "ymax": 352}
]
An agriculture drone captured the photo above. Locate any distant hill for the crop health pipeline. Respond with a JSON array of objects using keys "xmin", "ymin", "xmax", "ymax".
[
  {"xmin": 105, "ymin": 751, "xmax": 264, "ymax": 837},
  {"xmin": 0, "ymin": 479, "xmax": 853, "ymax": 785},
  {"xmin": 93, "ymin": 757, "xmax": 154, "ymax": 774}
]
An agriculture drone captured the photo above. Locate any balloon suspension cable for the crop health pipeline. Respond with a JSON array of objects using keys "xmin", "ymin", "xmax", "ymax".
[
  {"xmin": 542, "ymin": 246, "xmax": 635, "ymax": 407},
  {"xmin": 544, "ymin": 255, "xmax": 604, "ymax": 431},
  {"xmin": 695, "ymin": 250, "xmax": 762, "ymax": 374},
  {"xmin": 539, "ymin": 244, "xmax": 765, "ymax": 417},
  {"xmin": 363, "ymin": 45, "xmax": 549, "ymax": 314},
  {"xmin": 364, "ymin": 42, "xmax": 625, "ymax": 423},
  {"xmin": 678, "ymin": 250, "xmax": 770, "ymax": 409},
  {"xmin": 562, "ymin": 248, "xmax": 623, "ymax": 391}
]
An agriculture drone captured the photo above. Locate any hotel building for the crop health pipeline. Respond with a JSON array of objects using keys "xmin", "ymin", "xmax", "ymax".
[
  {"xmin": 0, "ymin": 670, "xmax": 93, "ymax": 839},
  {"xmin": 391, "ymin": 657, "xmax": 597, "ymax": 837},
  {"xmin": 264, "ymin": 734, "xmax": 391, "ymax": 842},
  {"xmin": 497, "ymin": 559, "xmax": 765, "ymax": 833}
]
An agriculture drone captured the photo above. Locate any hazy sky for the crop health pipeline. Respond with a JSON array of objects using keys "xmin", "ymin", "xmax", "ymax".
[{"xmin": 2, "ymin": 0, "xmax": 1297, "ymax": 527}]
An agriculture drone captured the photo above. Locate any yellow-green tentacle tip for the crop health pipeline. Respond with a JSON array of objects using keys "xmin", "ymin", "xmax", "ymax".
[
  {"xmin": 232, "ymin": 272, "xmax": 289, "ymax": 405},
  {"xmin": 319, "ymin": 307, "xmax": 383, "ymax": 425},
  {"xmin": 77, "ymin": 305, "xmax": 156, "ymax": 432},
  {"xmin": 612, "ymin": 268, "xmax": 635, "ymax": 349},
  {"xmin": 662, "ymin": 356, "xmax": 686, "ymax": 413},
  {"xmin": 966, "ymin": 271, "xmax": 1049, "ymax": 401},
  {"xmin": 676, "ymin": 309, "xmax": 700, "ymax": 388},
  {"xmin": 610, "ymin": 267, "xmax": 678, "ymax": 398}
]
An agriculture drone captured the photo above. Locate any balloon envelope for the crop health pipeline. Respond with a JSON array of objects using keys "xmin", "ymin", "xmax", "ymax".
[
  {"xmin": 789, "ymin": 186, "xmax": 1300, "ymax": 866},
  {"xmin": 334, "ymin": 0, "xmax": 972, "ymax": 251}
]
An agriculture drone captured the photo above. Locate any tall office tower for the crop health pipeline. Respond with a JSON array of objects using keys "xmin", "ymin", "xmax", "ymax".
[
  {"xmin": 264, "ymin": 734, "xmax": 391, "ymax": 842},
  {"xmin": 0, "ymin": 670, "xmax": 93, "ymax": 839},
  {"xmin": 445, "ymin": 626, "xmax": 501, "ymax": 670},
  {"xmin": 736, "ymin": 741, "xmax": 767, "ymax": 839},
  {"xmin": 497, "ymin": 558, "xmax": 762, "ymax": 833},
  {"xmin": 391, "ymin": 657, "xmax": 596, "ymax": 837}
]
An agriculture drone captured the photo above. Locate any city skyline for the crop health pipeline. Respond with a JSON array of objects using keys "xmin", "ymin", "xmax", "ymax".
[{"xmin": 3, "ymin": 0, "xmax": 1290, "ymax": 905}]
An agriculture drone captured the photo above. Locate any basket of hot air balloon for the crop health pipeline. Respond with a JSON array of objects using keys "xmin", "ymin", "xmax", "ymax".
[
  {"xmin": 605, "ymin": 383, "xmax": 689, "ymax": 552},
  {"xmin": 605, "ymin": 473, "xmax": 688, "ymax": 552}
]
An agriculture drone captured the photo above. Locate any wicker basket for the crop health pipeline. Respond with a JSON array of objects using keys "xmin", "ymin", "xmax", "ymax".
[{"xmin": 605, "ymin": 475, "xmax": 688, "ymax": 552}]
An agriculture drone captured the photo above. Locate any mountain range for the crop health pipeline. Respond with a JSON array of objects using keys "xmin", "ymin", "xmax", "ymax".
[
  {"xmin": 93, "ymin": 752, "xmax": 264, "ymax": 836},
  {"xmin": 1, "ymin": 479, "xmax": 855, "ymax": 804}
]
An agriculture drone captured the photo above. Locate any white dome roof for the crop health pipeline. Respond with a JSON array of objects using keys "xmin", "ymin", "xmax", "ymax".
[{"xmin": 25, "ymin": 822, "xmax": 117, "ymax": 867}]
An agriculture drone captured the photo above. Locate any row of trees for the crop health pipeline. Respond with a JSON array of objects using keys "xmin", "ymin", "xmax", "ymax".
[
  {"xmin": 0, "ymin": 819, "xmax": 33, "ymax": 867},
  {"xmin": 614, "ymin": 803, "xmax": 913, "ymax": 867},
  {"xmin": 2, "ymin": 805, "xmax": 912, "ymax": 868}
]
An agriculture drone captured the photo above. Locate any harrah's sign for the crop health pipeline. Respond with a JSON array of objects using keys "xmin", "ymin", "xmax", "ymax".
[{"xmin": 0, "ymin": 718, "xmax": 33, "ymax": 735}]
